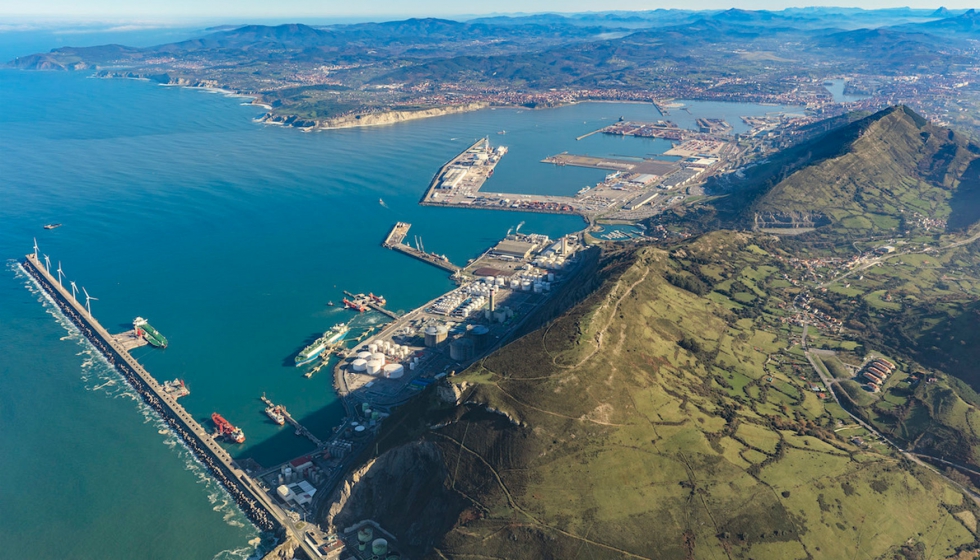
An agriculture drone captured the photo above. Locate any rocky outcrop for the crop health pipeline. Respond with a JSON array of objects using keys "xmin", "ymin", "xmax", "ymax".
[
  {"xmin": 323, "ymin": 441, "xmax": 465, "ymax": 557},
  {"xmin": 260, "ymin": 537, "xmax": 298, "ymax": 560}
]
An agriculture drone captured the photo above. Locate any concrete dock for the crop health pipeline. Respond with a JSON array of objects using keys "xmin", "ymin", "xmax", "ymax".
[
  {"xmin": 21, "ymin": 253, "xmax": 322, "ymax": 560},
  {"xmin": 260, "ymin": 395, "xmax": 323, "ymax": 447},
  {"xmin": 382, "ymin": 222, "xmax": 461, "ymax": 274}
]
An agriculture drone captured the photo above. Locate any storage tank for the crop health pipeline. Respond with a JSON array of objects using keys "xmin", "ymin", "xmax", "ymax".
[
  {"xmin": 366, "ymin": 360, "xmax": 384, "ymax": 375},
  {"xmin": 368, "ymin": 343, "xmax": 378, "ymax": 353},
  {"xmin": 354, "ymin": 425, "xmax": 367, "ymax": 438},
  {"xmin": 357, "ymin": 527, "xmax": 374, "ymax": 551},
  {"xmin": 383, "ymin": 363, "xmax": 405, "ymax": 379},
  {"xmin": 424, "ymin": 324, "xmax": 448, "ymax": 347},
  {"xmin": 372, "ymin": 539, "xmax": 388, "ymax": 556},
  {"xmin": 521, "ymin": 280, "xmax": 532, "ymax": 291},
  {"xmin": 351, "ymin": 358, "xmax": 368, "ymax": 372},
  {"xmin": 469, "ymin": 325, "xmax": 490, "ymax": 351},
  {"xmin": 371, "ymin": 352, "xmax": 386, "ymax": 365},
  {"xmin": 450, "ymin": 337, "xmax": 475, "ymax": 362},
  {"xmin": 357, "ymin": 351, "xmax": 372, "ymax": 360}
]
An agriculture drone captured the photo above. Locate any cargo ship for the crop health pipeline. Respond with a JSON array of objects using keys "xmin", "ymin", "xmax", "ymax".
[
  {"xmin": 368, "ymin": 292, "xmax": 386, "ymax": 306},
  {"xmin": 294, "ymin": 323, "xmax": 349, "ymax": 366},
  {"xmin": 265, "ymin": 405, "xmax": 286, "ymax": 425},
  {"xmin": 133, "ymin": 317, "xmax": 168, "ymax": 348},
  {"xmin": 343, "ymin": 298, "xmax": 367, "ymax": 312},
  {"xmin": 212, "ymin": 412, "xmax": 245, "ymax": 443}
]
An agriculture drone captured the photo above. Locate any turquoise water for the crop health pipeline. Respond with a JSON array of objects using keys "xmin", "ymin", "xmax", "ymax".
[{"xmin": 0, "ymin": 66, "xmax": 799, "ymax": 559}]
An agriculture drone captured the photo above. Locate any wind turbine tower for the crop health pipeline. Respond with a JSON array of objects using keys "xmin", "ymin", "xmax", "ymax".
[
  {"xmin": 70, "ymin": 281, "xmax": 78, "ymax": 301},
  {"xmin": 82, "ymin": 287, "xmax": 97, "ymax": 316},
  {"xmin": 56, "ymin": 262, "xmax": 64, "ymax": 287},
  {"xmin": 33, "ymin": 238, "xmax": 39, "ymax": 260},
  {"xmin": 44, "ymin": 254, "xmax": 51, "ymax": 274}
]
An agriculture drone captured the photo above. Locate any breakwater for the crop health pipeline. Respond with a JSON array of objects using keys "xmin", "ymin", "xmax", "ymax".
[{"xmin": 20, "ymin": 255, "xmax": 281, "ymax": 534}]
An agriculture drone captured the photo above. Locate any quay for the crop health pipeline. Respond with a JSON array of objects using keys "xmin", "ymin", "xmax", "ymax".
[
  {"xmin": 260, "ymin": 395, "xmax": 323, "ymax": 447},
  {"xmin": 342, "ymin": 290, "xmax": 399, "ymax": 320},
  {"xmin": 21, "ymin": 252, "xmax": 322, "ymax": 560},
  {"xmin": 418, "ymin": 137, "xmax": 490, "ymax": 205},
  {"xmin": 381, "ymin": 222, "xmax": 461, "ymax": 274}
]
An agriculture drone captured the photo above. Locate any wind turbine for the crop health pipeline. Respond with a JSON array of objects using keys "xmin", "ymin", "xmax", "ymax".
[
  {"xmin": 33, "ymin": 238, "xmax": 39, "ymax": 260},
  {"xmin": 70, "ymin": 281, "xmax": 78, "ymax": 301},
  {"xmin": 56, "ymin": 262, "xmax": 64, "ymax": 287},
  {"xmin": 82, "ymin": 287, "xmax": 97, "ymax": 316},
  {"xmin": 44, "ymin": 254, "xmax": 51, "ymax": 274}
]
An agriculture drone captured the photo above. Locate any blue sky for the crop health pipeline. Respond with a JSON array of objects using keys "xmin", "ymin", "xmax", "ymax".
[{"xmin": 0, "ymin": 0, "xmax": 970, "ymax": 19}]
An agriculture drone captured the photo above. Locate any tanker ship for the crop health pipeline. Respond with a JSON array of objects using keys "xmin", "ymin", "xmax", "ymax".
[
  {"xmin": 294, "ymin": 323, "xmax": 349, "ymax": 366},
  {"xmin": 133, "ymin": 317, "xmax": 168, "ymax": 348},
  {"xmin": 211, "ymin": 412, "xmax": 245, "ymax": 443}
]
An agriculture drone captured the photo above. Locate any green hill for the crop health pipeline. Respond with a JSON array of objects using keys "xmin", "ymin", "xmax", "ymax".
[
  {"xmin": 322, "ymin": 235, "xmax": 979, "ymax": 559},
  {"xmin": 712, "ymin": 105, "xmax": 980, "ymax": 234}
]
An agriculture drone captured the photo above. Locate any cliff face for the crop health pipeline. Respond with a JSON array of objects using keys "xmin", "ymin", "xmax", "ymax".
[
  {"xmin": 317, "ymin": 103, "xmax": 489, "ymax": 130},
  {"xmin": 323, "ymin": 441, "xmax": 465, "ymax": 557}
]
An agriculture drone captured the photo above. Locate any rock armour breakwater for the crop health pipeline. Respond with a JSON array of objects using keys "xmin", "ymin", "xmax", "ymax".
[{"xmin": 20, "ymin": 256, "xmax": 280, "ymax": 534}]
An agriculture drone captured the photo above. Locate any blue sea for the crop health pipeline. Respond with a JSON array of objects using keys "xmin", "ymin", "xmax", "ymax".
[{"xmin": 0, "ymin": 36, "xmax": 800, "ymax": 559}]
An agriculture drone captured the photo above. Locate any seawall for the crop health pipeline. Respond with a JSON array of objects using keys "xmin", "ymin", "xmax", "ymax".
[{"xmin": 20, "ymin": 255, "xmax": 283, "ymax": 535}]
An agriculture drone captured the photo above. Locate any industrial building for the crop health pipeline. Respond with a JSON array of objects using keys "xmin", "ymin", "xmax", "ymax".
[{"xmin": 492, "ymin": 238, "xmax": 539, "ymax": 259}]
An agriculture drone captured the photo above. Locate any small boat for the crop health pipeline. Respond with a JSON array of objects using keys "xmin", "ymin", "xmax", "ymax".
[
  {"xmin": 327, "ymin": 301, "xmax": 335, "ymax": 306},
  {"xmin": 379, "ymin": 198, "xmax": 388, "ymax": 208},
  {"xmin": 43, "ymin": 223, "xmax": 62, "ymax": 230},
  {"xmin": 497, "ymin": 130, "xmax": 506, "ymax": 135}
]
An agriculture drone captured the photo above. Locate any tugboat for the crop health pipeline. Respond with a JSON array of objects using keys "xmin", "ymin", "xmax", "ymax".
[
  {"xmin": 211, "ymin": 412, "xmax": 245, "ymax": 443},
  {"xmin": 265, "ymin": 405, "xmax": 286, "ymax": 426}
]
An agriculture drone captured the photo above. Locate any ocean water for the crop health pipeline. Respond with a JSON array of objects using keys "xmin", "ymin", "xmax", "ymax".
[{"xmin": 0, "ymin": 64, "xmax": 799, "ymax": 558}]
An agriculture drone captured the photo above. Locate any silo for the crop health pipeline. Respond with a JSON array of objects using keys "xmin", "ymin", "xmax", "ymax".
[{"xmin": 450, "ymin": 337, "xmax": 475, "ymax": 362}]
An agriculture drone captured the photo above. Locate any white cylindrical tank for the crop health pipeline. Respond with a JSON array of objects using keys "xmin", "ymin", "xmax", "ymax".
[
  {"xmin": 372, "ymin": 539, "xmax": 388, "ymax": 556},
  {"xmin": 368, "ymin": 343, "xmax": 378, "ymax": 353},
  {"xmin": 357, "ymin": 351, "xmax": 372, "ymax": 360},
  {"xmin": 371, "ymin": 352, "xmax": 386, "ymax": 364},
  {"xmin": 384, "ymin": 364, "xmax": 405, "ymax": 379},
  {"xmin": 409, "ymin": 362, "xmax": 416, "ymax": 370},
  {"xmin": 351, "ymin": 358, "xmax": 368, "ymax": 372},
  {"xmin": 366, "ymin": 360, "xmax": 383, "ymax": 375}
]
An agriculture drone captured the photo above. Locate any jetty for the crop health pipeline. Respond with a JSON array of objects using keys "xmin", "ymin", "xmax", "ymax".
[
  {"xmin": 21, "ymin": 252, "xmax": 321, "ymax": 560},
  {"xmin": 260, "ymin": 395, "xmax": 323, "ymax": 447},
  {"xmin": 382, "ymin": 222, "xmax": 461, "ymax": 274}
]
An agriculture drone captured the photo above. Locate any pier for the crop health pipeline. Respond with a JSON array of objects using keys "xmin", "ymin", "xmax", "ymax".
[
  {"xmin": 260, "ymin": 395, "xmax": 324, "ymax": 447},
  {"xmin": 21, "ymin": 253, "xmax": 322, "ymax": 560},
  {"xmin": 382, "ymin": 222, "xmax": 462, "ymax": 274}
]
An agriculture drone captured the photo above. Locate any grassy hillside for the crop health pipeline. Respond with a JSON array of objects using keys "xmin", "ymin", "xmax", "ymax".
[
  {"xmin": 710, "ymin": 106, "xmax": 980, "ymax": 235},
  {"xmin": 331, "ymin": 234, "xmax": 979, "ymax": 559}
]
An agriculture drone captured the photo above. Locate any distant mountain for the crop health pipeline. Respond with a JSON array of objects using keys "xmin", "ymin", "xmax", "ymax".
[
  {"xmin": 712, "ymin": 106, "xmax": 980, "ymax": 233},
  {"xmin": 902, "ymin": 9, "xmax": 980, "ymax": 35}
]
